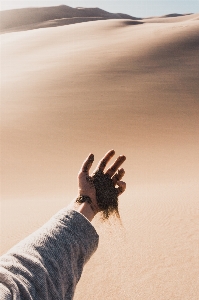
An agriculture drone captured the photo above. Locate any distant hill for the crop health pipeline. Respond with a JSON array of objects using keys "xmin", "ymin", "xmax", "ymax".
[
  {"xmin": 0, "ymin": 5, "xmax": 141, "ymax": 33},
  {"xmin": 161, "ymin": 13, "xmax": 193, "ymax": 18}
]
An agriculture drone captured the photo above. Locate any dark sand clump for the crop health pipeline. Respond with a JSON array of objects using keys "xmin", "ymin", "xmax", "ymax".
[{"xmin": 93, "ymin": 170, "xmax": 120, "ymax": 219}]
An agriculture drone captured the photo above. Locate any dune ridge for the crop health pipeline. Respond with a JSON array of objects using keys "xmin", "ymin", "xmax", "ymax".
[
  {"xmin": 161, "ymin": 13, "xmax": 193, "ymax": 18},
  {"xmin": 0, "ymin": 5, "xmax": 140, "ymax": 33},
  {"xmin": 144, "ymin": 12, "xmax": 199, "ymax": 23},
  {"xmin": 1, "ymin": 5, "xmax": 197, "ymax": 33}
]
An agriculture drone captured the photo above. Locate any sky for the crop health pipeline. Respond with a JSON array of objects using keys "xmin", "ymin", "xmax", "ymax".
[{"xmin": 0, "ymin": 0, "xmax": 199, "ymax": 17}]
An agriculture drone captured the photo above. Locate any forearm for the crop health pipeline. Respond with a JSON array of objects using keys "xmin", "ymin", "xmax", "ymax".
[{"xmin": 0, "ymin": 208, "xmax": 99, "ymax": 300}]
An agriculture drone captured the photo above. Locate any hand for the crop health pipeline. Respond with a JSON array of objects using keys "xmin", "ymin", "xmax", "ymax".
[{"xmin": 77, "ymin": 150, "xmax": 126, "ymax": 219}]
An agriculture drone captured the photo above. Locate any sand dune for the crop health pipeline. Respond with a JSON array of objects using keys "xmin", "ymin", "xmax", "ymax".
[
  {"xmin": 1, "ymin": 11, "xmax": 199, "ymax": 300},
  {"xmin": 144, "ymin": 12, "xmax": 199, "ymax": 23},
  {"xmin": 161, "ymin": 13, "xmax": 193, "ymax": 18},
  {"xmin": 1, "ymin": 6, "xmax": 197, "ymax": 34},
  {"xmin": 0, "ymin": 5, "xmax": 140, "ymax": 33}
]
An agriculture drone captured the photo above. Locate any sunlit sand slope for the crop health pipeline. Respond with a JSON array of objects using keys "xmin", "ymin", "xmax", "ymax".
[{"xmin": 1, "ymin": 16, "xmax": 199, "ymax": 300}]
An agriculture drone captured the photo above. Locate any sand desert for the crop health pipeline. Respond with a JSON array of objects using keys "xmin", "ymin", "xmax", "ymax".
[{"xmin": 1, "ymin": 5, "xmax": 199, "ymax": 300}]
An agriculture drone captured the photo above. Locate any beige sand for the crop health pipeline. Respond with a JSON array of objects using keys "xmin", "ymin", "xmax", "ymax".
[
  {"xmin": 1, "ymin": 14, "xmax": 199, "ymax": 299},
  {"xmin": 0, "ymin": 5, "xmax": 139, "ymax": 34}
]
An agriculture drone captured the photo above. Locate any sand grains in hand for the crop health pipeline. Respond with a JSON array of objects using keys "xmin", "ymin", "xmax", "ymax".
[{"xmin": 93, "ymin": 170, "xmax": 120, "ymax": 219}]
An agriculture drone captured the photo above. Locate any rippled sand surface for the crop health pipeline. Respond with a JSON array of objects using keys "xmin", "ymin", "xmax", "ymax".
[{"xmin": 1, "ymin": 13, "xmax": 199, "ymax": 299}]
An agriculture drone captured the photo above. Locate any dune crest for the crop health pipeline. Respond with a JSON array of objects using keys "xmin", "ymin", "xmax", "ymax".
[
  {"xmin": 0, "ymin": 5, "xmax": 140, "ymax": 33},
  {"xmin": 144, "ymin": 12, "xmax": 199, "ymax": 23},
  {"xmin": 1, "ymin": 6, "xmax": 198, "ymax": 33}
]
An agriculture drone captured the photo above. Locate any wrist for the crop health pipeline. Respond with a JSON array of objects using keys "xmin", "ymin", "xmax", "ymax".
[
  {"xmin": 77, "ymin": 201, "xmax": 96, "ymax": 222},
  {"xmin": 75, "ymin": 195, "xmax": 99, "ymax": 222}
]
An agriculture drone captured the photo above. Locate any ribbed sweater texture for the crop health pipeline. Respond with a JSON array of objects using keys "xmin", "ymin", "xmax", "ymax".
[{"xmin": 0, "ymin": 209, "xmax": 99, "ymax": 300}]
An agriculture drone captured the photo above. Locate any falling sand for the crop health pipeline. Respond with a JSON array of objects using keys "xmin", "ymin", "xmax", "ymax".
[{"xmin": 1, "ymin": 10, "xmax": 199, "ymax": 300}]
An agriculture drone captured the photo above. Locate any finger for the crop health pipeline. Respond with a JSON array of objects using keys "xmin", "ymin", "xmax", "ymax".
[
  {"xmin": 106, "ymin": 155, "xmax": 126, "ymax": 177},
  {"xmin": 116, "ymin": 181, "xmax": 126, "ymax": 196},
  {"xmin": 112, "ymin": 168, "xmax": 125, "ymax": 185},
  {"xmin": 80, "ymin": 153, "xmax": 94, "ymax": 174},
  {"xmin": 94, "ymin": 149, "xmax": 115, "ymax": 172}
]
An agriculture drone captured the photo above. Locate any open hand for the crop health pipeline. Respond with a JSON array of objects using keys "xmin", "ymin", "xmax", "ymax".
[{"xmin": 77, "ymin": 150, "xmax": 126, "ymax": 219}]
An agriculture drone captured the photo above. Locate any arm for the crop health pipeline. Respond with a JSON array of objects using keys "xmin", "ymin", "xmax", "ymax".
[
  {"xmin": 0, "ymin": 150, "xmax": 126, "ymax": 300},
  {"xmin": 0, "ymin": 208, "xmax": 99, "ymax": 300}
]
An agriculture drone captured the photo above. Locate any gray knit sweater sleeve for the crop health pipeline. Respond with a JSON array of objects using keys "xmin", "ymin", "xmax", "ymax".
[{"xmin": 0, "ymin": 209, "xmax": 99, "ymax": 300}]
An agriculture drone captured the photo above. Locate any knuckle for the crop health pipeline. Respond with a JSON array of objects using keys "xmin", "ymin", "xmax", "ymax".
[{"xmin": 110, "ymin": 166, "xmax": 117, "ymax": 172}]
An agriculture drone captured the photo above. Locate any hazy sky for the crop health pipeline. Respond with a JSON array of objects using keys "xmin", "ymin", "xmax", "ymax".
[{"xmin": 0, "ymin": 0, "xmax": 199, "ymax": 17}]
